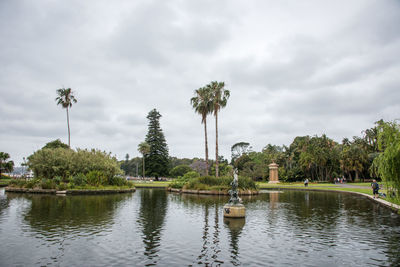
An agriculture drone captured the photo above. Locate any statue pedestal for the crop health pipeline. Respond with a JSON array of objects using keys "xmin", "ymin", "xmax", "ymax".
[
  {"xmin": 223, "ymin": 203, "xmax": 245, "ymax": 218},
  {"xmin": 268, "ymin": 162, "xmax": 280, "ymax": 184}
]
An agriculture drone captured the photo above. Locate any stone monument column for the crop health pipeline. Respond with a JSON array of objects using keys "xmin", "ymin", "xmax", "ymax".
[{"xmin": 268, "ymin": 162, "xmax": 280, "ymax": 184}]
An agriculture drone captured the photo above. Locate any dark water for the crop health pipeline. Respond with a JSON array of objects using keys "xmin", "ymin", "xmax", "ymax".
[{"xmin": 0, "ymin": 189, "xmax": 399, "ymax": 266}]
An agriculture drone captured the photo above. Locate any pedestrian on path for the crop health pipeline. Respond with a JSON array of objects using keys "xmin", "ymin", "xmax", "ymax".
[
  {"xmin": 304, "ymin": 178, "xmax": 309, "ymax": 187},
  {"xmin": 371, "ymin": 179, "xmax": 379, "ymax": 199}
]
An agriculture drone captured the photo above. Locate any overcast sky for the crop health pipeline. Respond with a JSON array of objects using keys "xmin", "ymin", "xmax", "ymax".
[{"xmin": 1, "ymin": 0, "xmax": 400, "ymax": 166}]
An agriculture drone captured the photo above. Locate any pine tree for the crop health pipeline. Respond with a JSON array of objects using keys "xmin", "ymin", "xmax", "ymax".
[{"xmin": 145, "ymin": 109, "xmax": 170, "ymax": 179}]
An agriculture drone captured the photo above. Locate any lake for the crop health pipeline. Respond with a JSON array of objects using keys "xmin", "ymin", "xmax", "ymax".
[{"xmin": 0, "ymin": 188, "xmax": 399, "ymax": 266}]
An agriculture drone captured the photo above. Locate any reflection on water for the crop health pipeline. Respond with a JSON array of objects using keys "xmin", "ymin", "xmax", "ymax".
[
  {"xmin": 137, "ymin": 189, "xmax": 168, "ymax": 266},
  {"xmin": 0, "ymin": 188, "xmax": 399, "ymax": 266},
  {"xmin": 224, "ymin": 218, "xmax": 245, "ymax": 266}
]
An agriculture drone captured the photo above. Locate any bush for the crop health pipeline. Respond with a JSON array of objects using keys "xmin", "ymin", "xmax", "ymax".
[
  {"xmin": 72, "ymin": 173, "xmax": 87, "ymax": 186},
  {"xmin": 27, "ymin": 148, "xmax": 122, "ymax": 180},
  {"xmin": 40, "ymin": 179, "xmax": 56, "ymax": 189},
  {"xmin": 185, "ymin": 175, "xmax": 258, "ymax": 191},
  {"xmin": 169, "ymin": 165, "xmax": 193, "ymax": 178},
  {"xmin": 9, "ymin": 179, "xmax": 26, "ymax": 188},
  {"xmin": 86, "ymin": 170, "xmax": 107, "ymax": 186},
  {"xmin": 25, "ymin": 179, "xmax": 40, "ymax": 189},
  {"xmin": 57, "ymin": 182, "xmax": 68, "ymax": 191},
  {"xmin": 169, "ymin": 171, "xmax": 200, "ymax": 189},
  {"xmin": 108, "ymin": 176, "xmax": 127, "ymax": 186}
]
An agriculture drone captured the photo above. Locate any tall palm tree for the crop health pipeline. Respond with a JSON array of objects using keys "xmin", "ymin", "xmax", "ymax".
[
  {"xmin": 55, "ymin": 88, "xmax": 77, "ymax": 147},
  {"xmin": 138, "ymin": 142, "xmax": 150, "ymax": 178},
  {"xmin": 191, "ymin": 87, "xmax": 213, "ymax": 175},
  {"xmin": 208, "ymin": 81, "xmax": 230, "ymax": 177}
]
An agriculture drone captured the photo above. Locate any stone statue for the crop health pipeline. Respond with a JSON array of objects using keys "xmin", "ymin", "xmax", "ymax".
[{"xmin": 228, "ymin": 169, "xmax": 242, "ymax": 205}]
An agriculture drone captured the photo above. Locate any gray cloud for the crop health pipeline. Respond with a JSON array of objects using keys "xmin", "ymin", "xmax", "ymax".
[{"xmin": 1, "ymin": 0, "xmax": 400, "ymax": 165}]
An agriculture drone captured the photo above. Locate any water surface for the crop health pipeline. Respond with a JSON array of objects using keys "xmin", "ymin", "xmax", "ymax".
[{"xmin": 0, "ymin": 188, "xmax": 399, "ymax": 266}]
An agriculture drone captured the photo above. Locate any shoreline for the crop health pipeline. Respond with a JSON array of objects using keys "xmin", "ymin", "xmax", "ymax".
[
  {"xmin": 4, "ymin": 187, "xmax": 136, "ymax": 195},
  {"xmin": 167, "ymin": 188, "xmax": 259, "ymax": 195},
  {"xmin": 260, "ymin": 187, "xmax": 400, "ymax": 212}
]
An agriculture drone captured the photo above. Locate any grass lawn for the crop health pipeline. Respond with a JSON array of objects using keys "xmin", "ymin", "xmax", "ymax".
[
  {"xmin": 68, "ymin": 185, "xmax": 135, "ymax": 190},
  {"xmin": 132, "ymin": 181, "xmax": 170, "ymax": 188},
  {"xmin": 256, "ymin": 182, "xmax": 386, "ymax": 197},
  {"xmin": 0, "ymin": 178, "xmax": 11, "ymax": 186}
]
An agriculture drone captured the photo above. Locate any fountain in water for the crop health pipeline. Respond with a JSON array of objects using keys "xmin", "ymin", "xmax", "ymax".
[{"xmin": 223, "ymin": 169, "xmax": 245, "ymax": 218}]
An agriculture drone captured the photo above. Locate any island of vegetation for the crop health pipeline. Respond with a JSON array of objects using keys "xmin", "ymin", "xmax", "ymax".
[
  {"xmin": 167, "ymin": 171, "xmax": 258, "ymax": 195},
  {"xmin": 5, "ymin": 139, "xmax": 134, "ymax": 194}
]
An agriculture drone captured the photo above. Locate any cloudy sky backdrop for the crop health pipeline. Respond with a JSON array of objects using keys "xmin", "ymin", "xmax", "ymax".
[{"xmin": 1, "ymin": 0, "xmax": 399, "ymax": 165}]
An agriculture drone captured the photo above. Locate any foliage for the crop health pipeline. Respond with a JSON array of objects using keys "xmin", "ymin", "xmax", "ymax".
[
  {"xmin": 145, "ymin": 109, "xmax": 170, "ymax": 178},
  {"xmin": 207, "ymin": 81, "xmax": 230, "ymax": 177},
  {"xmin": 0, "ymin": 152, "xmax": 14, "ymax": 177},
  {"xmin": 184, "ymin": 175, "xmax": 257, "ymax": 191},
  {"xmin": 191, "ymin": 86, "xmax": 213, "ymax": 175},
  {"xmin": 9, "ymin": 173, "xmax": 132, "ymax": 190},
  {"xmin": 55, "ymin": 87, "xmax": 77, "ymax": 147},
  {"xmin": 169, "ymin": 171, "xmax": 200, "ymax": 189},
  {"xmin": 72, "ymin": 173, "xmax": 87, "ymax": 186},
  {"xmin": 169, "ymin": 165, "xmax": 193, "ymax": 178},
  {"xmin": 231, "ymin": 142, "xmax": 251, "ymax": 165},
  {"xmin": 43, "ymin": 139, "xmax": 69, "ymax": 149},
  {"xmin": 372, "ymin": 120, "xmax": 400, "ymax": 201},
  {"xmin": 27, "ymin": 147, "xmax": 122, "ymax": 180}
]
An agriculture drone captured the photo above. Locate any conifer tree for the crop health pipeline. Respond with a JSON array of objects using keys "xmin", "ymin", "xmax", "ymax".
[{"xmin": 145, "ymin": 109, "xmax": 170, "ymax": 179}]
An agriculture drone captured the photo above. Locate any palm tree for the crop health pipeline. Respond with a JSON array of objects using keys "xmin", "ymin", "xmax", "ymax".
[
  {"xmin": 191, "ymin": 87, "xmax": 213, "ymax": 175},
  {"xmin": 208, "ymin": 81, "xmax": 230, "ymax": 177},
  {"xmin": 55, "ymin": 88, "xmax": 77, "ymax": 147},
  {"xmin": 138, "ymin": 142, "xmax": 150, "ymax": 178},
  {"xmin": 0, "ymin": 152, "xmax": 14, "ymax": 177}
]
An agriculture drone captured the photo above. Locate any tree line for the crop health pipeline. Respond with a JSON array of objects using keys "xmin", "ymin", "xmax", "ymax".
[{"xmin": 231, "ymin": 120, "xmax": 395, "ymax": 183}]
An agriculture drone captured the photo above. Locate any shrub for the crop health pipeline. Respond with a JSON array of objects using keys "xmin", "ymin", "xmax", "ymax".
[
  {"xmin": 53, "ymin": 176, "xmax": 62, "ymax": 185},
  {"xmin": 40, "ymin": 179, "xmax": 56, "ymax": 189},
  {"xmin": 108, "ymin": 176, "xmax": 127, "ymax": 186},
  {"xmin": 185, "ymin": 175, "xmax": 258, "ymax": 191},
  {"xmin": 9, "ymin": 179, "xmax": 26, "ymax": 188},
  {"xmin": 169, "ymin": 165, "xmax": 193, "ymax": 178},
  {"xmin": 57, "ymin": 182, "xmax": 68, "ymax": 191},
  {"xmin": 72, "ymin": 173, "xmax": 87, "ymax": 186},
  {"xmin": 86, "ymin": 170, "xmax": 107, "ymax": 186},
  {"xmin": 25, "ymin": 178, "xmax": 40, "ymax": 189},
  {"xmin": 27, "ymin": 148, "xmax": 122, "ymax": 180},
  {"xmin": 170, "ymin": 171, "xmax": 200, "ymax": 189}
]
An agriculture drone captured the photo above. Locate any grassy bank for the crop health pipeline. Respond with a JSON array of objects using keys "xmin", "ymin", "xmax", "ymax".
[
  {"xmin": 0, "ymin": 178, "xmax": 11, "ymax": 186},
  {"xmin": 132, "ymin": 181, "xmax": 170, "ymax": 188}
]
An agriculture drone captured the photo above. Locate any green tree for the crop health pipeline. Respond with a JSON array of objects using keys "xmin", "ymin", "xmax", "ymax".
[
  {"xmin": 0, "ymin": 152, "xmax": 14, "ymax": 177},
  {"xmin": 231, "ymin": 142, "xmax": 251, "ymax": 165},
  {"xmin": 43, "ymin": 139, "xmax": 70, "ymax": 149},
  {"xmin": 208, "ymin": 81, "xmax": 230, "ymax": 177},
  {"xmin": 138, "ymin": 142, "xmax": 150, "ymax": 178},
  {"xmin": 27, "ymin": 148, "xmax": 122, "ymax": 179},
  {"xmin": 191, "ymin": 86, "xmax": 213, "ymax": 175},
  {"xmin": 145, "ymin": 109, "xmax": 170, "ymax": 179},
  {"xmin": 372, "ymin": 120, "xmax": 400, "ymax": 200},
  {"xmin": 169, "ymin": 165, "xmax": 193, "ymax": 178},
  {"xmin": 55, "ymin": 88, "xmax": 77, "ymax": 147}
]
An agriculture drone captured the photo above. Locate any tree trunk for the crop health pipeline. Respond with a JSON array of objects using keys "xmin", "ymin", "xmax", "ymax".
[
  {"xmin": 142, "ymin": 156, "xmax": 145, "ymax": 178},
  {"xmin": 215, "ymin": 111, "xmax": 219, "ymax": 178},
  {"xmin": 204, "ymin": 116, "xmax": 209, "ymax": 176},
  {"xmin": 66, "ymin": 107, "xmax": 71, "ymax": 147}
]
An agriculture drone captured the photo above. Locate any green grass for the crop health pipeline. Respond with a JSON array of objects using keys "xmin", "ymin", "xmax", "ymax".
[
  {"xmin": 132, "ymin": 181, "xmax": 170, "ymax": 187},
  {"xmin": 257, "ymin": 182, "xmax": 386, "ymax": 197},
  {"xmin": 68, "ymin": 185, "xmax": 135, "ymax": 190},
  {"xmin": 0, "ymin": 178, "xmax": 11, "ymax": 186}
]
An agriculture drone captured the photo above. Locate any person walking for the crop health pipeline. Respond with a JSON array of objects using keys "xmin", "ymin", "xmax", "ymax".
[
  {"xmin": 371, "ymin": 179, "xmax": 379, "ymax": 199},
  {"xmin": 304, "ymin": 178, "xmax": 309, "ymax": 187}
]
